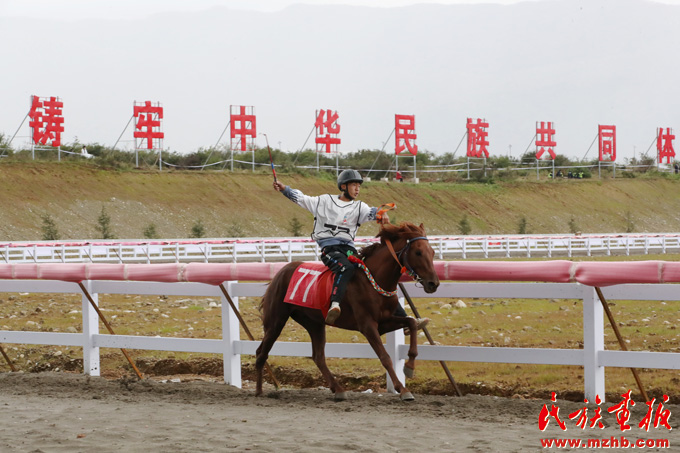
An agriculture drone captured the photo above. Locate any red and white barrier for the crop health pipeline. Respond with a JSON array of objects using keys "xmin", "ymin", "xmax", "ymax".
[
  {"xmin": 2, "ymin": 260, "xmax": 680, "ymax": 287},
  {"xmin": 0, "ymin": 262, "xmax": 289, "ymax": 284}
]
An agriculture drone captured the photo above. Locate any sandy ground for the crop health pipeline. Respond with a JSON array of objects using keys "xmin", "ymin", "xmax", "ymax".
[{"xmin": 0, "ymin": 372, "xmax": 678, "ymax": 453}]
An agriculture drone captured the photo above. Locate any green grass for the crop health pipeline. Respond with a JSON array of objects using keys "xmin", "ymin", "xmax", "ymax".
[{"xmin": 3, "ymin": 162, "xmax": 680, "ymax": 241}]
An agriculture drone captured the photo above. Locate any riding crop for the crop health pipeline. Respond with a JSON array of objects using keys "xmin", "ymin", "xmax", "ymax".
[{"xmin": 261, "ymin": 133, "xmax": 277, "ymax": 183}]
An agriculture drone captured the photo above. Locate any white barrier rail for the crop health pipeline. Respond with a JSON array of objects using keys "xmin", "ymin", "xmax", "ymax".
[
  {"xmin": 1, "ymin": 278, "xmax": 678, "ymax": 401},
  {"xmin": 2, "ymin": 233, "xmax": 680, "ymax": 264}
]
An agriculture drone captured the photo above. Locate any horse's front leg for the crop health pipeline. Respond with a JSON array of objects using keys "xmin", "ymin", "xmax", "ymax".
[
  {"xmin": 362, "ymin": 323, "xmax": 415, "ymax": 401},
  {"xmin": 378, "ymin": 316, "xmax": 419, "ymax": 378}
]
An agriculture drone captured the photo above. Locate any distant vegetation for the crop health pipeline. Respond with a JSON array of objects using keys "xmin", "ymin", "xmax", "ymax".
[
  {"xmin": 1, "ymin": 142, "xmax": 679, "ymax": 242},
  {"xmin": 95, "ymin": 206, "xmax": 117, "ymax": 239},
  {"xmin": 0, "ymin": 133, "xmax": 666, "ymax": 183}
]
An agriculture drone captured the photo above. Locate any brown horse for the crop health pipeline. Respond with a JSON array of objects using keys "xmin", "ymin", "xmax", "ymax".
[{"xmin": 255, "ymin": 222, "xmax": 440, "ymax": 401}]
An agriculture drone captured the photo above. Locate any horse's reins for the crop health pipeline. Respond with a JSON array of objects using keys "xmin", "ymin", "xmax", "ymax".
[
  {"xmin": 375, "ymin": 202, "xmax": 430, "ymax": 287},
  {"xmin": 385, "ymin": 236, "xmax": 429, "ymax": 286}
]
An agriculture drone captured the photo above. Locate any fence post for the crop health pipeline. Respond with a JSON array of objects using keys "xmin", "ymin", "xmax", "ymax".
[
  {"xmin": 568, "ymin": 237, "xmax": 572, "ymax": 257},
  {"xmin": 221, "ymin": 280, "xmax": 242, "ymax": 387},
  {"xmin": 385, "ymin": 296, "xmax": 406, "ymax": 393},
  {"xmin": 260, "ymin": 240, "xmax": 265, "ymax": 263},
  {"xmin": 81, "ymin": 280, "xmax": 101, "ymax": 376},
  {"xmin": 582, "ymin": 284, "xmax": 605, "ymax": 402}
]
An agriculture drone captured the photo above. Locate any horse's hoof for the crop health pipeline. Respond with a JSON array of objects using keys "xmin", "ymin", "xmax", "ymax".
[
  {"xmin": 400, "ymin": 391, "xmax": 415, "ymax": 401},
  {"xmin": 403, "ymin": 365, "xmax": 415, "ymax": 378},
  {"xmin": 334, "ymin": 391, "xmax": 348, "ymax": 401}
]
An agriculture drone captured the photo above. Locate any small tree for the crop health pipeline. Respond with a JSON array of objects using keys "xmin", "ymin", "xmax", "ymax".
[
  {"xmin": 226, "ymin": 222, "xmax": 245, "ymax": 238},
  {"xmin": 0, "ymin": 133, "xmax": 12, "ymax": 157},
  {"xmin": 190, "ymin": 219, "xmax": 206, "ymax": 238},
  {"xmin": 624, "ymin": 211, "xmax": 635, "ymax": 233},
  {"xmin": 289, "ymin": 216, "xmax": 304, "ymax": 237},
  {"xmin": 458, "ymin": 215, "xmax": 471, "ymax": 235},
  {"xmin": 568, "ymin": 216, "xmax": 580, "ymax": 235},
  {"xmin": 143, "ymin": 223, "xmax": 159, "ymax": 239},
  {"xmin": 96, "ymin": 206, "xmax": 116, "ymax": 239},
  {"xmin": 517, "ymin": 216, "xmax": 528, "ymax": 235},
  {"xmin": 40, "ymin": 213, "xmax": 61, "ymax": 241}
]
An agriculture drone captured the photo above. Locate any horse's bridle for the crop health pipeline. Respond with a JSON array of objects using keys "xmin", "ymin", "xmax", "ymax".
[{"xmin": 384, "ymin": 236, "xmax": 429, "ymax": 285}]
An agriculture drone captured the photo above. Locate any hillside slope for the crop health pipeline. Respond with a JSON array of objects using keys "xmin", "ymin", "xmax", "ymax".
[{"xmin": 1, "ymin": 163, "xmax": 679, "ymax": 241}]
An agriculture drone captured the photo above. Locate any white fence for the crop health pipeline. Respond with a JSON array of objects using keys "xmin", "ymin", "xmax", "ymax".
[
  {"xmin": 1, "ymin": 278, "xmax": 678, "ymax": 401},
  {"xmin": 3, "ymin": 232, "xmax": 680, "ymax": 264}
]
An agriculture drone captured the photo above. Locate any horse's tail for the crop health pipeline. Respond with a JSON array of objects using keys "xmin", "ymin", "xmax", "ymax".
[{"xmin": 259, "ymin": 262, "xmax": 300, "ymax": 329}]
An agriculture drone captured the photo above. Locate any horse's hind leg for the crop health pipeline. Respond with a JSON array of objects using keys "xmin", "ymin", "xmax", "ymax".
[
  {"xmin": 292, "ymin": 313, "xmax": 347, "ymax": 401},
  {"xmin": 255, "ymin": 309, "xmax": 290, "ymax": 396}
]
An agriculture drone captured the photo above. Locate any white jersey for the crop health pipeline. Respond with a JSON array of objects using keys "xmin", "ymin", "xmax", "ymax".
[{"xmin": 282, "ymin": 187, "xmax": 377, "ymax": 248}]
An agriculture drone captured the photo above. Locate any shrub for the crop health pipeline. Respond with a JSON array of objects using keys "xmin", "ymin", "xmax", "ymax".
[
  {"xmin": 95, "ymin": 206, "xmax": 116, "ymax": 239},
  {"xmin": 517, "ymin": 216, "xmax": 528, "ymax": 235},
  {"xmin": 40, "ymin": 213, "xmax": 61, "ymax": 241},
  {"xmin": 624, "ymin": 211, "xmax": 635, "ymax": 233},
  {"xmin": 458, "ymin": 215, "xmax": 471, "ymax": 235},
  {"xmin": 190, "ymin": 220, "xmax": 206, "ymax": 238},
  {"xmin": 226, "ymin": 222, "xmax": 245, "ymax": 238},
  {"xmin": 289, "ymin": 216, "xmax": 304, "ymax": 237},
  {"xmin": 143, "ymin": 223, "xmax": 159, "ymax": 239},
  {"xmin": 568, "ymin": 216, "xmax": 580, "ymax": 235}
]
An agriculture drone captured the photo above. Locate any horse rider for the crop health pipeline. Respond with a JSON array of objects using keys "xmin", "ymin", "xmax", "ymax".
[{"xmin": 273, "ymin": 169, "xmax": 429, "ymax": 331}]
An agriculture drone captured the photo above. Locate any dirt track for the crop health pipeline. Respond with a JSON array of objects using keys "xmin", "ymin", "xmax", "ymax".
[{"xmin": 1, "ymin": 372, "xmax": 678, "ymax": 452}]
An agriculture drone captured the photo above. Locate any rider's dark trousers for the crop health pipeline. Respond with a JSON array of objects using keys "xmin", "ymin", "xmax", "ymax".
[{"xmin": 321, "ymin": 243, "xmax": 409, "ymax": 318}]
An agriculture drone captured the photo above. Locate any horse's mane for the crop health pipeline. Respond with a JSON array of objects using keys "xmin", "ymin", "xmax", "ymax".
[{"xmin": 358, "ymin": 222, "xmax": 425, "ymax": 259}]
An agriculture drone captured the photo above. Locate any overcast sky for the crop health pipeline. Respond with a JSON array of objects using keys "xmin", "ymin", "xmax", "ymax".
[
  {"xmin": 2, "ymin": 0, "xmax": 680, "ymax": 163},
  {"xmin": 1, "ymin": 1, "xmax": 549, "ymax": 19},
  {"xmin": 4, "ymin": 0, "xmax": 680, "ymax": 18}
]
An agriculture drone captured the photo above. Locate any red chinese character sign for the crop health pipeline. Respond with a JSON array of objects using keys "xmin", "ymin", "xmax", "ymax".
[
  {"xmin": 536, "ymin": 121, "xmax": 556, "ymax": 159},
  {"xmin": 395, "ymin": 114, "xmax": 418, "ymax": 156},
  {"xmin": 315, "ymin": 109, "xmax": 341, "ymax": 154},
  {"xmin": 133, "ymin": 101, "xmax": 164, "ymax": 150},
  {"xmin": 230, "ymin": 105, "xmax": 256, "ymax": 152},
  {"xmin": 467, "ymin": 118, "xmax": 489, "ymax": 158},
  {"xmin": 598, "ymin": 125, "xmax": 616, "ymax": 161},
  {"xmin": 28, "ymin": 95, "xmax": 64, "ymax": 147},
  {"xmin": 657, "ymin": 128, "xmax": 675, "ymax": 164}
]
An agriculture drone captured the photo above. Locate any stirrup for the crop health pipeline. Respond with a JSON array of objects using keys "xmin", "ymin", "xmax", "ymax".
[
  {"xmin": 325, "ymin": 302, "xmax": 341, "ymax": 325},
  {"xmin": 403, "ymin": 317, "xmax": 429, "ymax": 335}
]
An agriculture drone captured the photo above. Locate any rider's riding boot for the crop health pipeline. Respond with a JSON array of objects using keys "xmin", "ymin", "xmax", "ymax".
[
  {"xmin": 403, "ymin": 317, "xmax": 429, "ymax": 335},
  {"xmin": 325, "ymin": 301, "xmax": 341, "ymax": 324}
]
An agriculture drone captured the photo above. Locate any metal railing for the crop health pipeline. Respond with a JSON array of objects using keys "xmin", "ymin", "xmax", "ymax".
[{"xmin": 2, "ymin": 233, "xmax": 680, "ymax": 264}]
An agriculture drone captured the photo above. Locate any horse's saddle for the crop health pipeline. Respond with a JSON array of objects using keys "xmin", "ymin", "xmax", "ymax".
[{"xmin": 283, "ymin": 263, "xmax": 334, "ymax": 317}]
